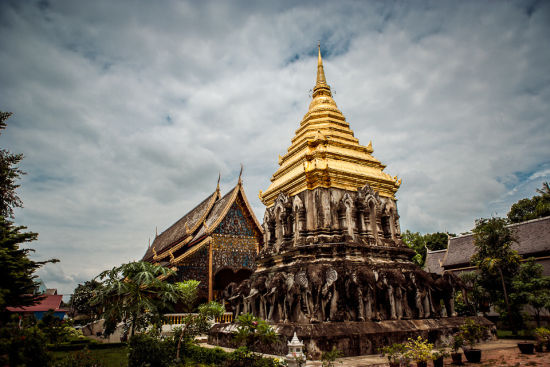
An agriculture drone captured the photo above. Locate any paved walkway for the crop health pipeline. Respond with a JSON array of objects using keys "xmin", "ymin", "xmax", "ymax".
[{"xmin": 200, "ymin": 339, "xmax": 550, "ymax": 366}]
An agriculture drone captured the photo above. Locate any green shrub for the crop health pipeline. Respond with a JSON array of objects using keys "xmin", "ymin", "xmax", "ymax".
[
  {"xmin": 222, "ymin": 346, "xmax": 286, "ymax": 367},
  {"xmin": 404, "ymin": 336, "xmax": 433, "ymax": 363},
  {"xmin": 233, "ymin": 314, "xmax": 279, "ymax": 350},
  {"xmin": 380, "ymin": 343, "xmax": 407, "ymax": 364},
  {"xmin": 185, "ymin": 344, "xmax": 228, "ymax": 365},
  {"xmin": 0, "ymin": 323, "xmax": 52, "ymax": 367},
  {"xmin": 225, "ymin": 346, "xmax": 256, "ymax": 367},
  {"xmin": 128, "ymin": 333, "xmax": 175, "ymax": 367},
  {"xmin": 89, "ymin": 341, "xmax": 127, "ymax": 350},
  {"xmin": 460, "ymin": 319, "xmax": 487, "ymax": 348},
  {"xmin": 321, "ymin": 346, "xmax": 343, "ymax": 367}
]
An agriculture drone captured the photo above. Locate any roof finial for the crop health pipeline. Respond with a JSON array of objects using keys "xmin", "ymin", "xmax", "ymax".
[
  {"xmin": 238, "ymin": 163, "xmax": 243, "ymax": 185},
  {"xmin": 316, "ymin": 42, "xmax": 326, "ymax": 85},
  {"xmin": 216, "ymin": 172, "xmax": 221, "ymax": 193},
  {"xmin": 313, "ymin": 43, "xmax": 331, "ymax": 98},
  {"xmin": 155, "ymin": 226, "xmax": 158, "ymax": 237}
]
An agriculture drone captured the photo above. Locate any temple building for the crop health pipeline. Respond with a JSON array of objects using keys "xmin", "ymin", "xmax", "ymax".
[
  {"xmin": 211, "ymin": 46, "xmax": 485, "ymax": 357},
  {"xmin": 142, "ymin": 175, "xmax": 263, "ymax": 303},
  {"xmin": 424, "ymin": 215, "xmax": 550, "ymax": 276}
]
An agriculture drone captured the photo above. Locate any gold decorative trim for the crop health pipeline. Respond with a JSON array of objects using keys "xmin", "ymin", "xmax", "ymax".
[
  {"xmin": 155, "ymin": 235, "xmax": 193, "ymax": 261},
  {"xmin": 157, "ymin": 267, "xmax": 177, "ymax": 281},
  {"xmin": 172, "ymin": 236, "xmax": 211, "ymax": 265},
  {"xmin": 237, "ymin": 185, "xmax": 264, "ymax": 235}
]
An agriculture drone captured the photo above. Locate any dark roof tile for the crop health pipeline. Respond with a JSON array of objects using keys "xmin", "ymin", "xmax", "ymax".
[
  {"xmin": 443, "ymin": 216, "xmax": 550, "ymax": 268},
  {"xmin": 143, "ymin": 191, "xmax": 217, "ymax": 260},
  {"xmin": 424, "ymin": 250, "xmax": 447, "ymax": 275}
]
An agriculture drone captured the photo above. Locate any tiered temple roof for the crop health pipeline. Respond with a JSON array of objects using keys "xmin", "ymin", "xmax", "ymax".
[
  {"xmin": 142, "ymin": 177, "xmax": 262, "ymax": 268},
  {"xmin": 259, "ymin": 46, "xmax": 401, "ymax": 206}
]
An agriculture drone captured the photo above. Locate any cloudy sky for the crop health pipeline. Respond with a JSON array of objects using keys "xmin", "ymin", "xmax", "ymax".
[{"xmin": 1, "ymin": 0, "xmax": 549, "ymax": 297}]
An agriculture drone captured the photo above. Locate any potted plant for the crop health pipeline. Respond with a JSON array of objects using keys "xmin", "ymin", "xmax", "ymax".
[
  {"xmin": 534, "ymin": 327, "xmax": 550, "ymax": 352},
  {"xmin": 459, "ymin": 319, "xmax": 487, "ymax": 363},
  {"xmin": 517, "ymin": 341, "xmax": 535, "ymax": 354},
  {"xmin": 405, "ymin": 336, "xmax": 434, "ymax": 367},
  {"xmin": 432, "ymin": 348, "xmax": 450, "ymax": 367},
  {"xmin": 381, "ymin": 343, "xmax": 407, "ymax": 367},
  {"xmin": 450, "ymin": 333, "xmax": 464, "ymax": 365}
]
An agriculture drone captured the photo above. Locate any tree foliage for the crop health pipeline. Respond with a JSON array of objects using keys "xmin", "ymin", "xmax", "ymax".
[
  {"xmin": 0, "ymin": 217, "xmax": 40, "ymax": 311},
  {"xmin": 0, "ymin": 111, "xmax": 57, "ymax": 316},
  {"xmin": 70, "ymin": 279, "xmax": 102, "ymax": 319},
  {"xmin": 471, "ymin": 217, "xmax": 520, "ymax": 283},
  {"xmin": 91, "ymin": 261, "xmax": 195, "ymax": 337},
  {"xmin": 401, "ymin": 230, "xmax": 453, "ymax": 266},
  {"xmin": 508, "ymin": 182, "xmax": 550, "ymax": 223},
  {"xmin": 458, "ymin": 271, "xmax": 490, "ymax": 315},
  {"xmin": 0, "ymin": 111, "xmax": 24, "ymax": 218},
  {"xmin": 471, "ymin": 217, "xmax": 521, "ymax": 330},
  {"xmin": 511, "ymin": 258, "xmax": 550, "ymax": 326},
  {"xmin": 174, "ymin": 301, "xmax": 225, "ymax": 361}
]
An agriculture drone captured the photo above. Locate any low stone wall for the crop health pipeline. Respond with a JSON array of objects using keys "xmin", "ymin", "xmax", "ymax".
[{"xmin": 209, "ymin": 316, "xmax": 495, "ymax": 359}]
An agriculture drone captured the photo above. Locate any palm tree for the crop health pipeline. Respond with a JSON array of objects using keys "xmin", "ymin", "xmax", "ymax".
[
  {"xmin": 92, "ymin": 261, "xmax": 198, "ymax": 338},
  {"xmin": 536, "ymin": 182, "xmax": 550, "ymax": 197}
]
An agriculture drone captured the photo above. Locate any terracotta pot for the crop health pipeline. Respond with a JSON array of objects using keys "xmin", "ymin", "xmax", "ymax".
[
  {"xmin": 463, "ymin": 349, "xmax": 482, "ymax": 363},
  {"xmin": 518, "ymin": 342, "xmax": 535, "ymax": 354},
  {"xmin": 433, "ymin": 356, "xmax": 444, "ymax": 367},
  {"xmin": 450, "ymin": 352, "xmax": 462, "ymax": 365},
  {"xmin": 416, "ymin": 361, "xmax": 428, "ymax": 367}
]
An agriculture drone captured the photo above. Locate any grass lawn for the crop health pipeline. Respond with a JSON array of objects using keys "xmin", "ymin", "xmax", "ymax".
[{"xmin": 51, "ymin": 346, "xmax": 128, "ymax": 367}]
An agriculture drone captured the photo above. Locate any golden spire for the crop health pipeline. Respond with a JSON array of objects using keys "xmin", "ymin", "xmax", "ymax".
[
  {"xmin": 316, "ymin": 44, "xmax": 326, "ymax": 85},
  {"xmin": 313, "ymin": 44, "xmax": 332, "ymax": 98},
  {"xmin": 259, "ymin": 45, "xmax": 401, "ymax": 206}
]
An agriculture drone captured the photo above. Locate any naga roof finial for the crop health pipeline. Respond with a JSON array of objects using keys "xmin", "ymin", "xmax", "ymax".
[
  {"xmin": 238, "ymin": 163, "xmax": 243, "ymax": 185},
  {"xmin": 216, "ymin": 172, "xmax": 221, "ymax": 194}
]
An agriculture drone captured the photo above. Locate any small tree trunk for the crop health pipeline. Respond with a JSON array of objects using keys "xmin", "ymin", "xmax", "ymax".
[
  {"xmin": 498, "ymin": 267, "xmax": 515, "ymax": 334},
  {"xmin": 175, "ymin": 320, "xmax": 190, "ymax": 361},
  {"xmin": 130, "ymin": 312, "xmax": 137, "ymax": 338}
]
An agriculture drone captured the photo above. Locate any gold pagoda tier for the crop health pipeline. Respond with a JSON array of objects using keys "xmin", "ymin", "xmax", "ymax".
[{"xmin": 260, "ymin": 46, "xmax": 401, "ymax": 206}]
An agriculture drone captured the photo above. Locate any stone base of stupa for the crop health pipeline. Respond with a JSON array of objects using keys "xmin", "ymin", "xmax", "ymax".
[{"xmin": 209, "ymin": 316, "xmax": 495, "ymax": 358}]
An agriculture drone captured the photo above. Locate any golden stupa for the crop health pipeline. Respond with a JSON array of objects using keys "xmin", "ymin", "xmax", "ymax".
[{"xmin": 260, "ymin": 46, "xmax": 401, "ymax": 206}]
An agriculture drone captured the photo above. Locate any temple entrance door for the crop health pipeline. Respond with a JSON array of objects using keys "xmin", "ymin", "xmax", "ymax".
[{"xmin": 213, "ymin": 267, "xmax": 253, "ymax": 302}]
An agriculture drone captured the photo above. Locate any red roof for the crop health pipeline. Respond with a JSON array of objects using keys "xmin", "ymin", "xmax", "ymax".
[{"xmin": 6, "ymin": 294, "xmax": 66, "ymax": 312}]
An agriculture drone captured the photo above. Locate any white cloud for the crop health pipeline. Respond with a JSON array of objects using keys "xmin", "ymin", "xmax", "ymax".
[{"xmin": 1, "ymin": 0, "xmax": 549, "ymax": 295}]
